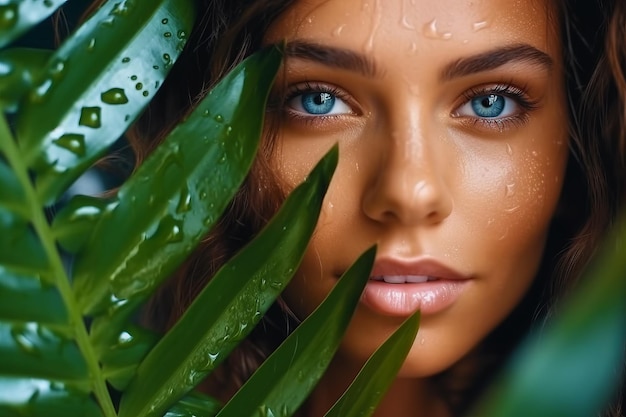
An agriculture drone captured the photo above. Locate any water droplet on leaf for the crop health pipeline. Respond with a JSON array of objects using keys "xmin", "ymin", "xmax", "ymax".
[
  {"xmin": 0, "ymin": 4, "xmax": 18, "ymax": 30},
  {"xmin": 79, "ymin": 106, "xmax": 102, "ymax": 128},
  {"xmin": 101, "ymin": 88, "xmax": 128, "ymax": 105},
  {"xmin": 54, "ymin": 133, "xmax": 86, "ymax": 156}
]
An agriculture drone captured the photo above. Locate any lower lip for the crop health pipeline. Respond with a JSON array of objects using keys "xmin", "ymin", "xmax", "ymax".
[{"xmin": 361, "ymin": 280, "xmax": 469, "ymax": 317}]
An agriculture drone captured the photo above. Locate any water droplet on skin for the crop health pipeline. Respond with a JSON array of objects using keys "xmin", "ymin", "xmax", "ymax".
[
  {"xmin": 400, "ymin": 0, "xmax": 415, "ymax": 29},
  {"xmin": 54, "ymin": 133, "xmax": 86, "ymax": 156},
  {"xmin": 79, "ymin": 106, "xmax": 102, "ymax": 128},
  {"xmin": 498, "ymin": 228, "xmax": 509, "ymax": 241},
  {"xmin": 0, "ymin": 4, "xmax": 18, "ymax": 30},
  {"xmin": 472, "ymin": 20, "xmax": 489, "ymax": 31},
  {"xmin": 364, "ymin": 0, "xmax": 381, "ymax": 53},
  {"xmin": 122, "ymin": 57, "xmax": 130, "ymax": 63},
  {"xmin": 505, "ymin": 183, "xmax": 516, "ymax": 197},
  {"xmin": 332, "ymin": 24, "xmax": 346, "ymax": 37},
  {"xmin": 505, "ymin": 205, "xmax": 520, "ymax": 214},
  {"xmin": 101, "ymin": 88, "xmax": 128, "ymax": 105},
  {"xmin": 506, "ymin": 143, "xmax": 513, "ymax": 155},
  {"xmin": 422, "ymin": 19, "xmax": 452, "ymax": 40}
]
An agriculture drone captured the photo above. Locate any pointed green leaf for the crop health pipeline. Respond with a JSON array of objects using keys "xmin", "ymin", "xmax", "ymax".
[
  {"xmin": 118, "ymin": 145, "xmax": 338, "ymax": 417},
  {"xmin": 217, "ymin": 245, "xmax": 376, "ymax": 417},
  {"xmin": 470, "ymin": 219, "xmax": 626, "ymax": 417},
  {"xmin": 0, "ymin": 48, "xmax": 52, "ymax": 112},
  {"xmin": 0, "ymin": 207, "xmax": 48, "ymax": 273},
  {"xmin": 72, "ymin": 46, "xmax": 283, "ymax": 316},
  {"xmin": 52, "ymin": 194, "xmax": 108, "ymax": 253},
  {"xmin": 324, "ymin": 312, "xmax": 420, "ymax": 417},
  {"xmin": 0, "ymin": 0, "xmax": 68, "ymax": 49},
  {"xmin": 15, "ymin": 0, "xmax": 195, "ymax": 203},
  {"xmin": 0, "ymin": 158, "xmax": 28, "ymax": 216}
]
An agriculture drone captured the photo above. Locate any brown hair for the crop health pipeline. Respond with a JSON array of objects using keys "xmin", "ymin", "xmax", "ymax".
[{"xmin": 84, "ymin": 0, "xmax": 626, "ymax": 412}]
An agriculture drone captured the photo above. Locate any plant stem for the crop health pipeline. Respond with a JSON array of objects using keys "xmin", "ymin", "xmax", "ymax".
[{"xmin": 0, "ymin": 116, "xmax": 117, "ymax": 417}]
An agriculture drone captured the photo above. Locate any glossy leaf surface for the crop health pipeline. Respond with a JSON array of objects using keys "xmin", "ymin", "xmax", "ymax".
[
  {"xmin": 72, "ymin": 45, "xmax": 283, "ymax": 316},
  {"xmin": 16, "ymin": 0, "xmax": 195, "ymax": 203},
  {"xmin": 216, "ymin": 245, "xmax": 377, "ymax": 417},
  {"xmin": 324, "ymin": 312, "xmax": 420, "ymax": 417},
  {"xmin": 0, "ymin": 48, "xmax": 52, "ymax": 112},
  {"xmin": 119, "ymin": 146, "xmax": 338, "ymax": 417},
  {"xmin": 471, "ymin": 219, "xmax": 626, "ymax": 417},
  {"xmin": 0, "ymin": 0, "xmax": 68, "ymax": 48}
]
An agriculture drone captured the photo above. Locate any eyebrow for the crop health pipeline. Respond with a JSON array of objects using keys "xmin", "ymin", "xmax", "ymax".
[
  {"xmin": 284, "ymin": 40, "xmax": 381, "ymax": 78},
  {"xmin": 441, "ymin": 44, "xmax": 554, "ymax": 80}
]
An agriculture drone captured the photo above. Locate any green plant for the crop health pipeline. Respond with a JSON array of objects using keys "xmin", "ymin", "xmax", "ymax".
[{"xmin": 0, "ymin": 1, "xmax": 624, "ymax": 417}]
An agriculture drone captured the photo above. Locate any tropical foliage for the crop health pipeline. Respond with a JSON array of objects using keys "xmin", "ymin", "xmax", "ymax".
[{"xmin": 0, "ymin": 1, "xmax": 623, "ymax": 417}]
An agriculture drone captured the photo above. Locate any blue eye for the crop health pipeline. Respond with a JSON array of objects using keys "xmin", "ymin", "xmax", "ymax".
[
  {"xmin": 287, "ymin": 90, "xmax": 352, "ymax": 116},
  {"xmin": 456, "ymin": 93, "xmax": 519, "ymax": 119}
]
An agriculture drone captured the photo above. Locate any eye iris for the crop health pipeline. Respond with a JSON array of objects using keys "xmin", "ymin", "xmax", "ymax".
[
  {"xmin": 471, "ymin": 94, "xmax": 505, "ymax": 118},
  {"xmin": 301, "ymin": 92, "xmax": 336, "ymax": 114}
]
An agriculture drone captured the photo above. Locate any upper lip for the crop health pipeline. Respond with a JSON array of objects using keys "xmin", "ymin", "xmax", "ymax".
[{"xmin": 370, "ymin": 257, "xmax": 470, "ymax": 282}]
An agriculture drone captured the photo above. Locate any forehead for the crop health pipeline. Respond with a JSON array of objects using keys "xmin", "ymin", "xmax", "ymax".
[{"xmin": 264, "ymin": 0, "xmax": 559, "ymax": 63}]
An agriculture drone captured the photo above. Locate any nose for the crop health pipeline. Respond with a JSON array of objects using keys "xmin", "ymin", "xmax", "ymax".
[{"xmin": 362, "ymin": 126, "xmax": 453, "ymax": 227}]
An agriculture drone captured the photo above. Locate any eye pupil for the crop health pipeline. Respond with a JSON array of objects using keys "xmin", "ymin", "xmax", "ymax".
[
  {"xmin": 301, "ymin": 92, "xmax": 336, "ymax": 114},
  {"xmin": 472, "ymin": 94, "xmax": 505, "ymax": 118}
]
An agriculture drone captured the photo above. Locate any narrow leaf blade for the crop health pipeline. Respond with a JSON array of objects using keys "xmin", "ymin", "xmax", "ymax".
[
  {"xmin": 324, "ymin": 312, "xmax": 420, "ymax": 417},
  {"xmin": 0, "ymin": 0, "xmax": 68, "ymax": 48},
  {"xmin": 118, "ymin": 146, "xmax": 338, "ymax": 417},
  {"xmin": 216, "ymin": 245, "xmax": 377, "ymax": 417}
]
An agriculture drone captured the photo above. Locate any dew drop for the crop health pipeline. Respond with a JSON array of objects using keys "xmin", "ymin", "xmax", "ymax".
[
  {"xmin": 101, "ymin": 87, "xmax": 128, "ymax": 105},
  {"xmin": 121, "ymin": 57, "xmax": 130, "ymax": 63},
  {"xmin": 214, "ymin": 114, "xmax": 224, "ymax": 123},
  {"xmin": 142, "ymin": 90, "xmax": 149, "ymax": 97},
  {"xmin": 44, "ymin": 0, "xmax": 54, "ymax": 6},
  {"xmin": 177, "ymin": 30, "xmax": 187, "ymax": 39},
  {"xmin": 11, "ymin": 324, "xmax": 40, "ymax": 356},
  {"xmin": 161, "ymin": 18, "xmax": 169, "ymax": 24},
  {"xmin": 176, "ymin": 185, "xmax": 192, "ymax": 214},
  {"xmin": 0, "ymin": 4, "xmax": 18, "ymax": 30},
  {"xmin": 202, "ymin": 109, "xmax": 210, "ymax": 117},
  {"xmin": 130, "ymin": 75, "xmax": 137, "ymax": 81},
  {"xmin": 154, "ymin": 215, "xmax": 184, "ymax": 244},
  {"xmin": 152, "ymin": 64, "xmax": 160, "ymax": 70},
  {"xmin": 163, "ymin": 31, "xmax": 172, "ymax": 38},
  {"xmin": 100, "ymin": 16, "xmax": 115, "ymax": 26},
  {"xmin": 31, "ymin": 78, "xmax": 53, "ymax": 102},
  {"xmin": 135, "ymin": 82, "xmax": 143, "ymax": 90},
  {"xmin": 79, "ymin": 106, "xmax": 102, "ymax": 128},
  {"xmin": 506, "ymin": 143, "xmax": 513, "ymax": 156},
  {"xmin": 118, "ymin": 331, "xmax": 133, "ymax": 345},
  {"xmin": 422, "ymin": 19, "xmax": 452, "ymax": 40},
  {"xmin": 54, "ymin": 133, "xmax": 86, "ymax": 156},
  {"xmin": 505, "ymin": 205, "xmax": 520, "ymax": 214},
  {"xmin": 49, "ymin": 59, "xmax": 66, "ymax": 79},
  {"xmin": 87, "ymin": 38, "xmax": 96, "ymax": 52}
]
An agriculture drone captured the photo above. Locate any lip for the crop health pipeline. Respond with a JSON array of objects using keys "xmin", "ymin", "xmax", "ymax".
[{"xmin": 361, "ymin": 257, "xmax": 472, "ymax": 317}]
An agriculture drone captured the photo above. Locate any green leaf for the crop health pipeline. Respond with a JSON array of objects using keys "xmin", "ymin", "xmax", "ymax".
[
  {"xmin": 118, "ymin": 145, "xmax": 338, "ymax": 417},
  {"xmin": 164, "ymin": 392, "xmax": 222, "ymax": 417},
  {"xmin": 470, "ymin": 219, "xmax": 626, "ymax": 417},
  {"xmin": 216, "ymin": 245, "xmax": 376, "ymax": 417},
  {"xmin": 0, "ymin": 48, "xmax": 52, "ymax": 112},
  {"xmin": 15, "ymin": 0, "xmax": 195, "ymax": 203},
  {"xmin": 72, "ymin": 45, "xmax": 283, "ymax": 316},
  {"xmin": 324, "ymin": 312, "xmax": 420, "ymax": 417},
  {"xmin": 0, "ymin": 377, "xmax": 102, "ymax": 417},
  {"xmin": 0, "ymin": 0, "xmax": 68, "ymax": 49}
]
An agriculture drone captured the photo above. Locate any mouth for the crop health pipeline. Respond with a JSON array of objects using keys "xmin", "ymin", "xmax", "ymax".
[{"xmin": 361, "ymin": 257, "xmax": 471, "ymax": 317}]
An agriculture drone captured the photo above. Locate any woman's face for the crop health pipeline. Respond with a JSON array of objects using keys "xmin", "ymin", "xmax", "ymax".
[{"xmin": 264, "ymin": 0, "xmax": 568, "ymax": 375}]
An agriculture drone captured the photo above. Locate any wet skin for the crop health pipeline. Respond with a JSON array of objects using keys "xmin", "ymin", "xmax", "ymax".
[{"xmin": 264, "ymin": 0, "xmax": 568, "ymax": 414}]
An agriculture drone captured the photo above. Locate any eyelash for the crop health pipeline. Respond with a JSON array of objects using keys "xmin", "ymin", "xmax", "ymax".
[{"xmin": 456, "ymin": 83, "xmax": 540, "ymax": 131}]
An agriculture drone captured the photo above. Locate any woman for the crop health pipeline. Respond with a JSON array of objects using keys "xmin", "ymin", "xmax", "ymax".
[{"xmin": 89, "ymin": 0, "xmax": 625, "ymax": 415}]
